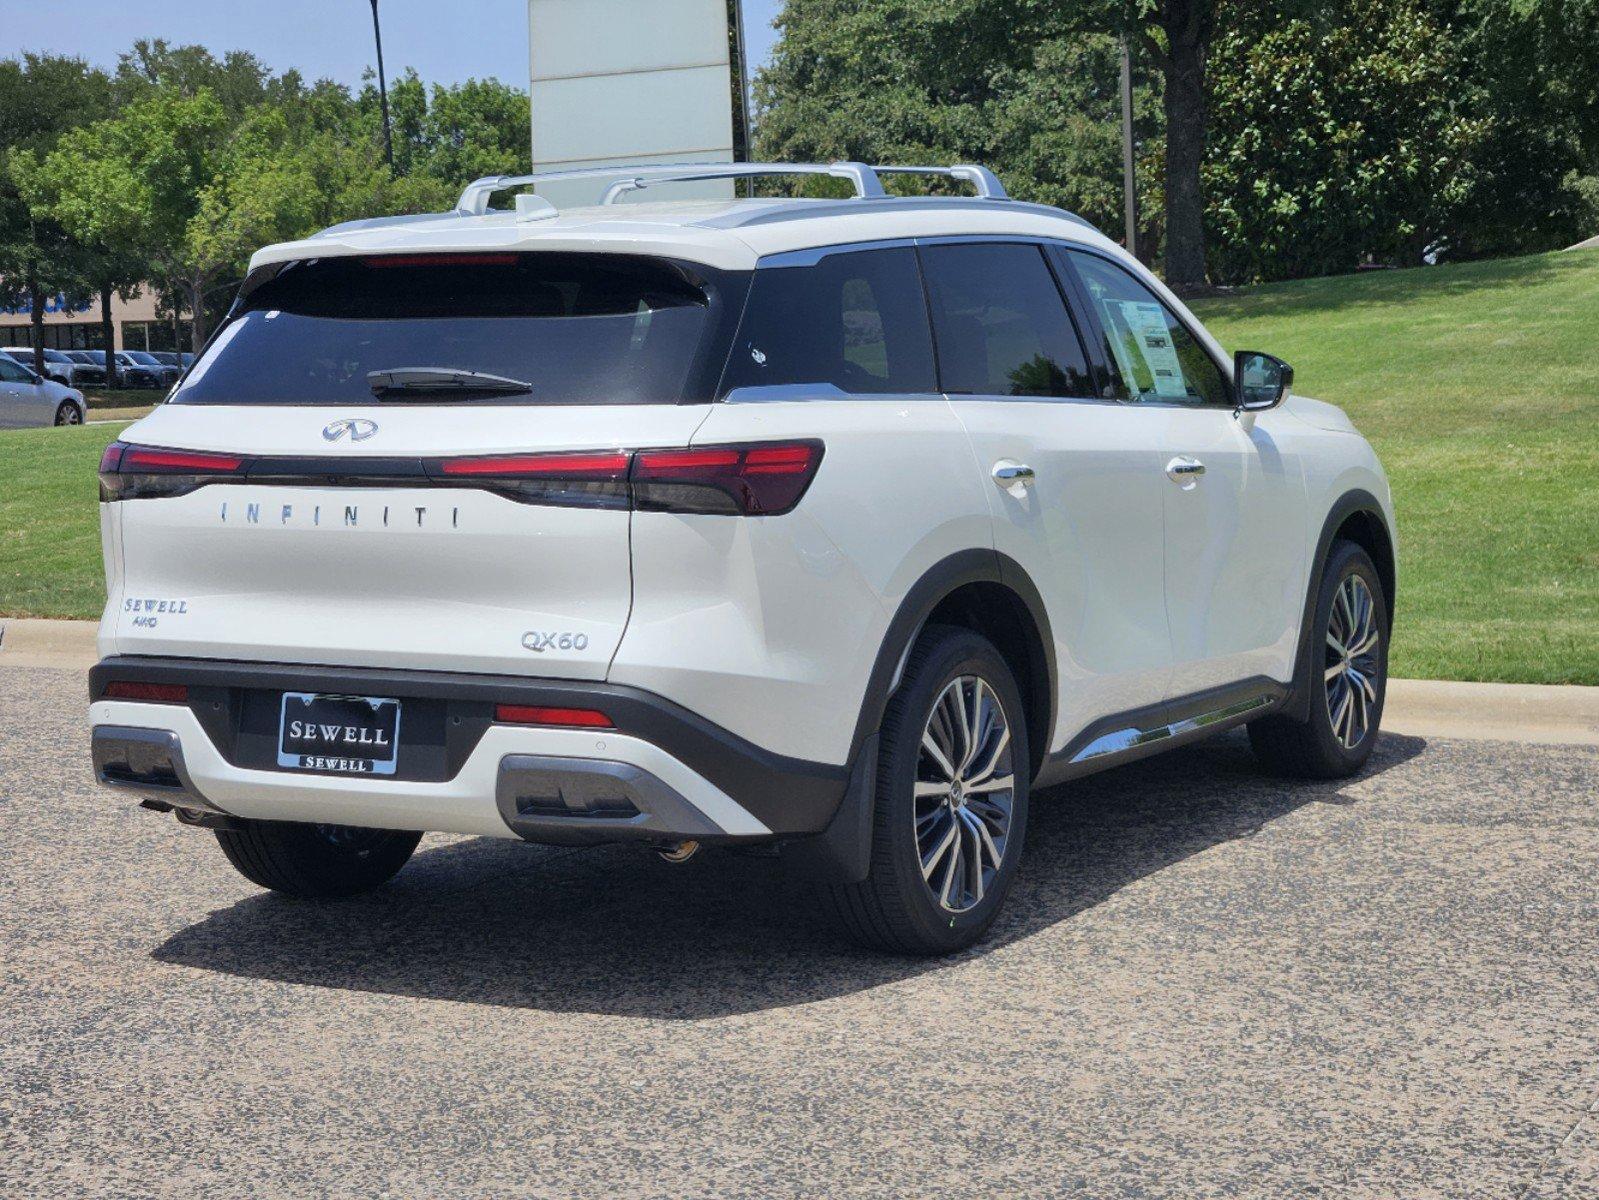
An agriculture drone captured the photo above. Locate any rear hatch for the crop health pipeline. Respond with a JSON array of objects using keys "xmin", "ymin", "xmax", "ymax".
[{"xmin": 101, "ymin": 251, "xmax": 737, "ymax": 680}]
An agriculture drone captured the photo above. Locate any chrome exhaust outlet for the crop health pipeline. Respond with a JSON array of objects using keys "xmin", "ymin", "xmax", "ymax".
[{"xmin": 655, "ymin": 840, "xmax": 701, "ymax": 864}]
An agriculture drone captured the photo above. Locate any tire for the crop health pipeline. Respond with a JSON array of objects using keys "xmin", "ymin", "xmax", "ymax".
[
  {"xmin": 54, "ymin": 401, "xmax": 82, "ymax": 426},
  {"xmin": 1249, "ymin": 539, "xmax": 1389, "ymax": 779},
  {"xmin": 214, "ymin": 820, "xmax": 421, "ymax": 899},
  {"xmin": 822, "ymin": 624, "xmax": 1030, "ymax": 955}
]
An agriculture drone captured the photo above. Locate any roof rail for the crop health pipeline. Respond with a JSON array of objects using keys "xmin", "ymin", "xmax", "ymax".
[
  {"xmin": 454, "ymin": 161, "xmax": 1009, "ymax": 215},
  {"xmin": 872, "ymin": 164, "xmax": 1009, "ymax": 200},
  {"xmin": 599, "ymin": 162, "xmax": 888, "ymax": 203}
]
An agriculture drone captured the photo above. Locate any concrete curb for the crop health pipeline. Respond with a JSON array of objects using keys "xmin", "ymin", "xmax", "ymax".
[
  {"xmin": 1382, "ymin": 678, "xmax": 1599, "ymax": 747},
  {"xmin": 0, "ymin": 617, "xmax": 99, "ymax": 670},
  {"xmin": 3, "ymin": 617, "xmax": 1596, "ymax": 748}
]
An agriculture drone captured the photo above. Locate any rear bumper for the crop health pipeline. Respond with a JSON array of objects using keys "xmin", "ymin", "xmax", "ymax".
[{"xmin": 88, "ymin": 656, "xmax": 848, "ymax": 844}]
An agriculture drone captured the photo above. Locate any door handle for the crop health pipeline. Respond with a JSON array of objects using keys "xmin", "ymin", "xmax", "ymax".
[
  {"xmin": 992, "ymin": 461, "xmax": 1035, "ymax": 488},
  {"xmin": 1165, "ymin": 456, "xmax": 1205, "ymax": 483}
]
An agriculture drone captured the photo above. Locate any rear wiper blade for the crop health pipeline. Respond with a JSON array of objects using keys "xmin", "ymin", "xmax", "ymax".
[{"xmin": 367, "ymin": 367, "xmax": 532, "ymax": 398}]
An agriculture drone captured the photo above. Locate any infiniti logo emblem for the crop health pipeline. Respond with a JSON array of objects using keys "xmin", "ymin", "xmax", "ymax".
[{"xmin": 323, "ymin": 418, "xmax": 379, "ymax": 442}]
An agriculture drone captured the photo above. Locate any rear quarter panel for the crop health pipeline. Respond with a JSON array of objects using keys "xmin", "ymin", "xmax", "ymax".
[{"xmin": 610, "ymin": 397, "xmax": 993, "ymax": 765}]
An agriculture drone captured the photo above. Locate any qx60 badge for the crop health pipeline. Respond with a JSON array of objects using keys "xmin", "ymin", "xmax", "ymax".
[{"xmin": 323, "ymin": 418, "xmax": 379, "ymax": 442}]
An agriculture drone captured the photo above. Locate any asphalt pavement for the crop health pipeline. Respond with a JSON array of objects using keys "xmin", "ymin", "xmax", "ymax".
[{"xmin": 3, "ymin": 662, "xmax": 1597, "ymax": 1199}]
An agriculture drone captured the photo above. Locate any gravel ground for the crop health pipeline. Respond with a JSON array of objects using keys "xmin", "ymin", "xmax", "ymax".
[{"xmin": 2, "ymin": 663, "xmax": 1597, "ymax": 1199}]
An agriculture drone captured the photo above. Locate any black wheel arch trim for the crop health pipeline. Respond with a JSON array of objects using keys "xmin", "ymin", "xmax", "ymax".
[
  {"xmin": 843, "ymin": 548, "xmax": 1056, "ymax": 775},
  {"xmin": 1282, "ymin": 489, "xmax": 1396, "ymax": 722},
  {"xmin": 787, "ymin": 549, "xmax": 1055, "ymax": 885}
]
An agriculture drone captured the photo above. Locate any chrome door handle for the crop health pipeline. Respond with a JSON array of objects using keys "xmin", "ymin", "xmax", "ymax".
[
  {"xmin": 1165, "ymin": 456, "xmax": 1205, "ymax": 482},
  {"xmin": 992, "ymin": 461, "xmax": 1035, "ymax": 487}
]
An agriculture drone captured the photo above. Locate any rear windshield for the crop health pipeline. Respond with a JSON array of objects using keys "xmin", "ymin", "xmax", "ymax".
[{"xmin": 172, "ymin": 253, "xmax": 717, "ymax": 406}]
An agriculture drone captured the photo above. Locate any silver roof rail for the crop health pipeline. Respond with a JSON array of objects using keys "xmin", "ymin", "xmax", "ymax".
[
  {"xmin": 454, "ymin": 161, "xmax": 1009, "ymax": 215},
  {"xmin": 456, "ymin": 161, "xmax": 882, "ymax": 215},
  {"xmin": 599, "ymin": 162, "xmax": 886, "ymax": 203},
  {"xmin": 872, "ymin": 164, "xmax": 1009, "ymax": 200}
]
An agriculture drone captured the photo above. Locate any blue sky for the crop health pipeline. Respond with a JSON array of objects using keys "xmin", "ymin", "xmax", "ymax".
[{"xmin": 6, "ymin": 0, "xmax": 786, "ymax": 88}]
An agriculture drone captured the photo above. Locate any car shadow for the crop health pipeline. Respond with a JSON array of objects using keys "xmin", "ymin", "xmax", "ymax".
[{"xmin": 153, "ymin": 730, "xmax": 1427, "ymax": 1018}]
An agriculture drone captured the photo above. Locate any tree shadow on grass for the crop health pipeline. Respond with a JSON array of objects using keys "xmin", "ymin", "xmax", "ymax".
[
  {"xmin": 1191, "ymin": 252, "xmax": 1575, "ymax": 324},
  {"xmin": 153, "ymin": 730, "xmax": 1426, "ymax": 1018}
]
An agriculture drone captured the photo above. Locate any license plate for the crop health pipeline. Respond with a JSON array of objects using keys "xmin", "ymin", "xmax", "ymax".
[{"xmin": 277, "ymin": 692, "xmax": 401, "ymax": 776}]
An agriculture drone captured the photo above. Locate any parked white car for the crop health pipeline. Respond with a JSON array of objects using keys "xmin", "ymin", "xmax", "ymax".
[
  {"xmin": 0, "ymin": 352, "xmax": 86, "ymax": 426},
  {"xmin": 88, "ymin": 162, "xmax": 1396, "ymax": 954}
]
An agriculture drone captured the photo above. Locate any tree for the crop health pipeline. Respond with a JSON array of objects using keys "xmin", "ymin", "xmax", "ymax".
[
  {"xmin": 0, "ymin": 53, "xmax": 112, "ymax": 374},
  {"xmin": 363, "ymin": 69, "xmax": 532, "ymax": 188},
  {"xmin": 16, "ymin": 89, "xmax": 231, "ymax": 351},
  {"xmin": 1204, "ymin": 0, "xmax": 1489, "ymax": 280},
  {"xmin": 1067, "ymin": 1, "xmax": 1218, "ymax": 291},
  {"xmin": 755, "ymin": 1, "xmax": 1160, "ymax": 237}
]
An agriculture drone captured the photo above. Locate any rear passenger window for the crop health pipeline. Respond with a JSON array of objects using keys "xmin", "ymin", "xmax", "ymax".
[
  {"xmin": 920, "ymin": 242, "xmax": 1094, "ymax": 398},
  {"xmin": 1063, "ymin": 250, "xmax": 1229, "ymax": 406},
  {"xmin": 720, "ymin": 246, "xmax": 936, "ymax": 396}
]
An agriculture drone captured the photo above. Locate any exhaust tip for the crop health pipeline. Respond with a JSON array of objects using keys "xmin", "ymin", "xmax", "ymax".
[{"xmin": 655, "ymin": 840, "xmax": 701, "ymax": 864}]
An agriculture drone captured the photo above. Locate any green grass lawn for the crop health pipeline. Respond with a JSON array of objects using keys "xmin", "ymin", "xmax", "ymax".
[
  {"xmin": 1190, "ymin": 249, "xmax": 1599, "ymax": 684},
  {"xmin": 0, "ymin": 422, "xmax": 124, "ymax": 620},
  {"xmin": 86, "ymin": 388, "xmax": 159, "ymax": 422},
  {"xmin": 2, "ymin": 250, "xmax": 1596, "ymax": 683}
]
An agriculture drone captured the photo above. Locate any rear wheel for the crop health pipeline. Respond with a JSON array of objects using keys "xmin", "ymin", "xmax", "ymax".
[
  {"xmin": 54, "ymin": 401, "xmax": 82, "ymax": 426},
  {"xmin": 823, "ymin": 624, "xmax": 1030, "ymax": 955},
  {"xmin": 215, "ymin": 820, "xmax": 421, "ymax": 899},
  {"xmin": 1249, "ymin": 539, "xmax": 1388, "ymax": 778}
]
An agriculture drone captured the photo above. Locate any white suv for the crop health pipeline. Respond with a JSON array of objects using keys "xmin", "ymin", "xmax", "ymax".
[{"xmin": 89, "ymin": 162, "xmax": 1396, "ymax": 954}]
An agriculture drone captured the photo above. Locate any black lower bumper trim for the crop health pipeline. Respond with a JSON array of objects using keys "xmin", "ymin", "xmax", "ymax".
[
  {"xmin": 496, "ymin": 754, "xmax": 726, "ymax": 846},
  {"xmin": 91, "ymin": 724, "xmax": 226, "ymax": 814},
  {"xmin": 90, "ymin": 656, "xmax": 849, "ymax": 837}
]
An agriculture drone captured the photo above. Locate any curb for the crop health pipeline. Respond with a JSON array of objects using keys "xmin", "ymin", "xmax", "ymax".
[
  {"xmin": 1382, "ymin": 678, "xmax": 1599, "ymax": 748},
  {"xmin": 3, "ymin": 617, "xmax": 1596, "ymax": 748}
]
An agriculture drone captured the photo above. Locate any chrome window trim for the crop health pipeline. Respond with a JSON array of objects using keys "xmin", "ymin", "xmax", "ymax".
[{"xmin": 756, "ymin": 239, "xmax": 917, "ymax": 269}]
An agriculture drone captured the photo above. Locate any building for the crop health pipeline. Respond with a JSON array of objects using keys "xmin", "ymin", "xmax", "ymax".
[{"xmin": 0, "ymin": 286, "xmax": 180, "ymax": 352}]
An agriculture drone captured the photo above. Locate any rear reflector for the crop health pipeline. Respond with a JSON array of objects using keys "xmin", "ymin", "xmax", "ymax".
[
  {"xmin": 494, "ymin": 704, "xmax": 614, "ymax": 728},
  {"xmin": 104, "ymin": 681, "xmax": 190, "ymax": 704}
]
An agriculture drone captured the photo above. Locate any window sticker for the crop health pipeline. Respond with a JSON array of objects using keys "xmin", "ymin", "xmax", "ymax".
[{"xmin": 1111, "ymin": 300, "xmax": 1189, "ymax": 398}]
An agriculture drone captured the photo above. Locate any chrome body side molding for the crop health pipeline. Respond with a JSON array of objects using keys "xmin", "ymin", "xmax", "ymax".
[
  {"xmin": 1069, "ymin": 693, "xmax": 1276, "ymax": 763},
  {"xmin": 1035, "ymin": 679, "xmax": 1290, "ymax": 789}
]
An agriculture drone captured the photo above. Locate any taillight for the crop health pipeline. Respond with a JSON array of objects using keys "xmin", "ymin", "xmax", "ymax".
[
  {"xmin": 632, "ymin": 441, "xmax": 823, "ymax": 515},
  {"xmin": 103, "ymin": 680, "xmax": 190, "ymax": 704},
  {"xmin": 494, "ymin": 703, "xmax": 613, "ymax": 728},
  {"xmin": 99, "ymin": 440, "xmax": 246, "ymax": 502},
  {"xmin": 96, "ymin": 438, "xmax": 824, "ymax": 515},
  {"xmin": 435, "ymin": 449, "xmax": 631, "ymax": 508}
]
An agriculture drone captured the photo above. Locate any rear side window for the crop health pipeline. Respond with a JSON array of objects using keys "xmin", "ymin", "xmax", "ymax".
[
  {"xmin": 920, "ymin": 242, "xmax": 1094, "ymax": 398},
  {"xmin": 720, "ymin": 246, "xmax": 936, "ymax": 396},
  {"xmin": 1063, "ymin": 250, "xmax": 1228, "ymax": 406},
  {"xmin": 172, "ymin": 253, "xmax": 718, "ymax": 406}
]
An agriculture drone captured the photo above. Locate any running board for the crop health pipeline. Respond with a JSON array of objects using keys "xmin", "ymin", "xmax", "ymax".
[{"xmin": 1035, "ymin": 679, "xmax": 1288, "ymax": 788}]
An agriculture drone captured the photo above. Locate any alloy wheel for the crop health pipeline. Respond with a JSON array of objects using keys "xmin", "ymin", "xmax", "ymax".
[
  {"xmin": 1324, "ymin": 574, "xmax": 1381, "ymax": 750},
  {"xmin": 914, "ymin": 675, "xmax": 1016, "ymax": 913}
]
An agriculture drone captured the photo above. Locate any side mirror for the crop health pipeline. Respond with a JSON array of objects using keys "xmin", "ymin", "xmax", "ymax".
[{"xmin": 1233, "ymin": 350, "xmax": 1293, "ymax": 413}]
